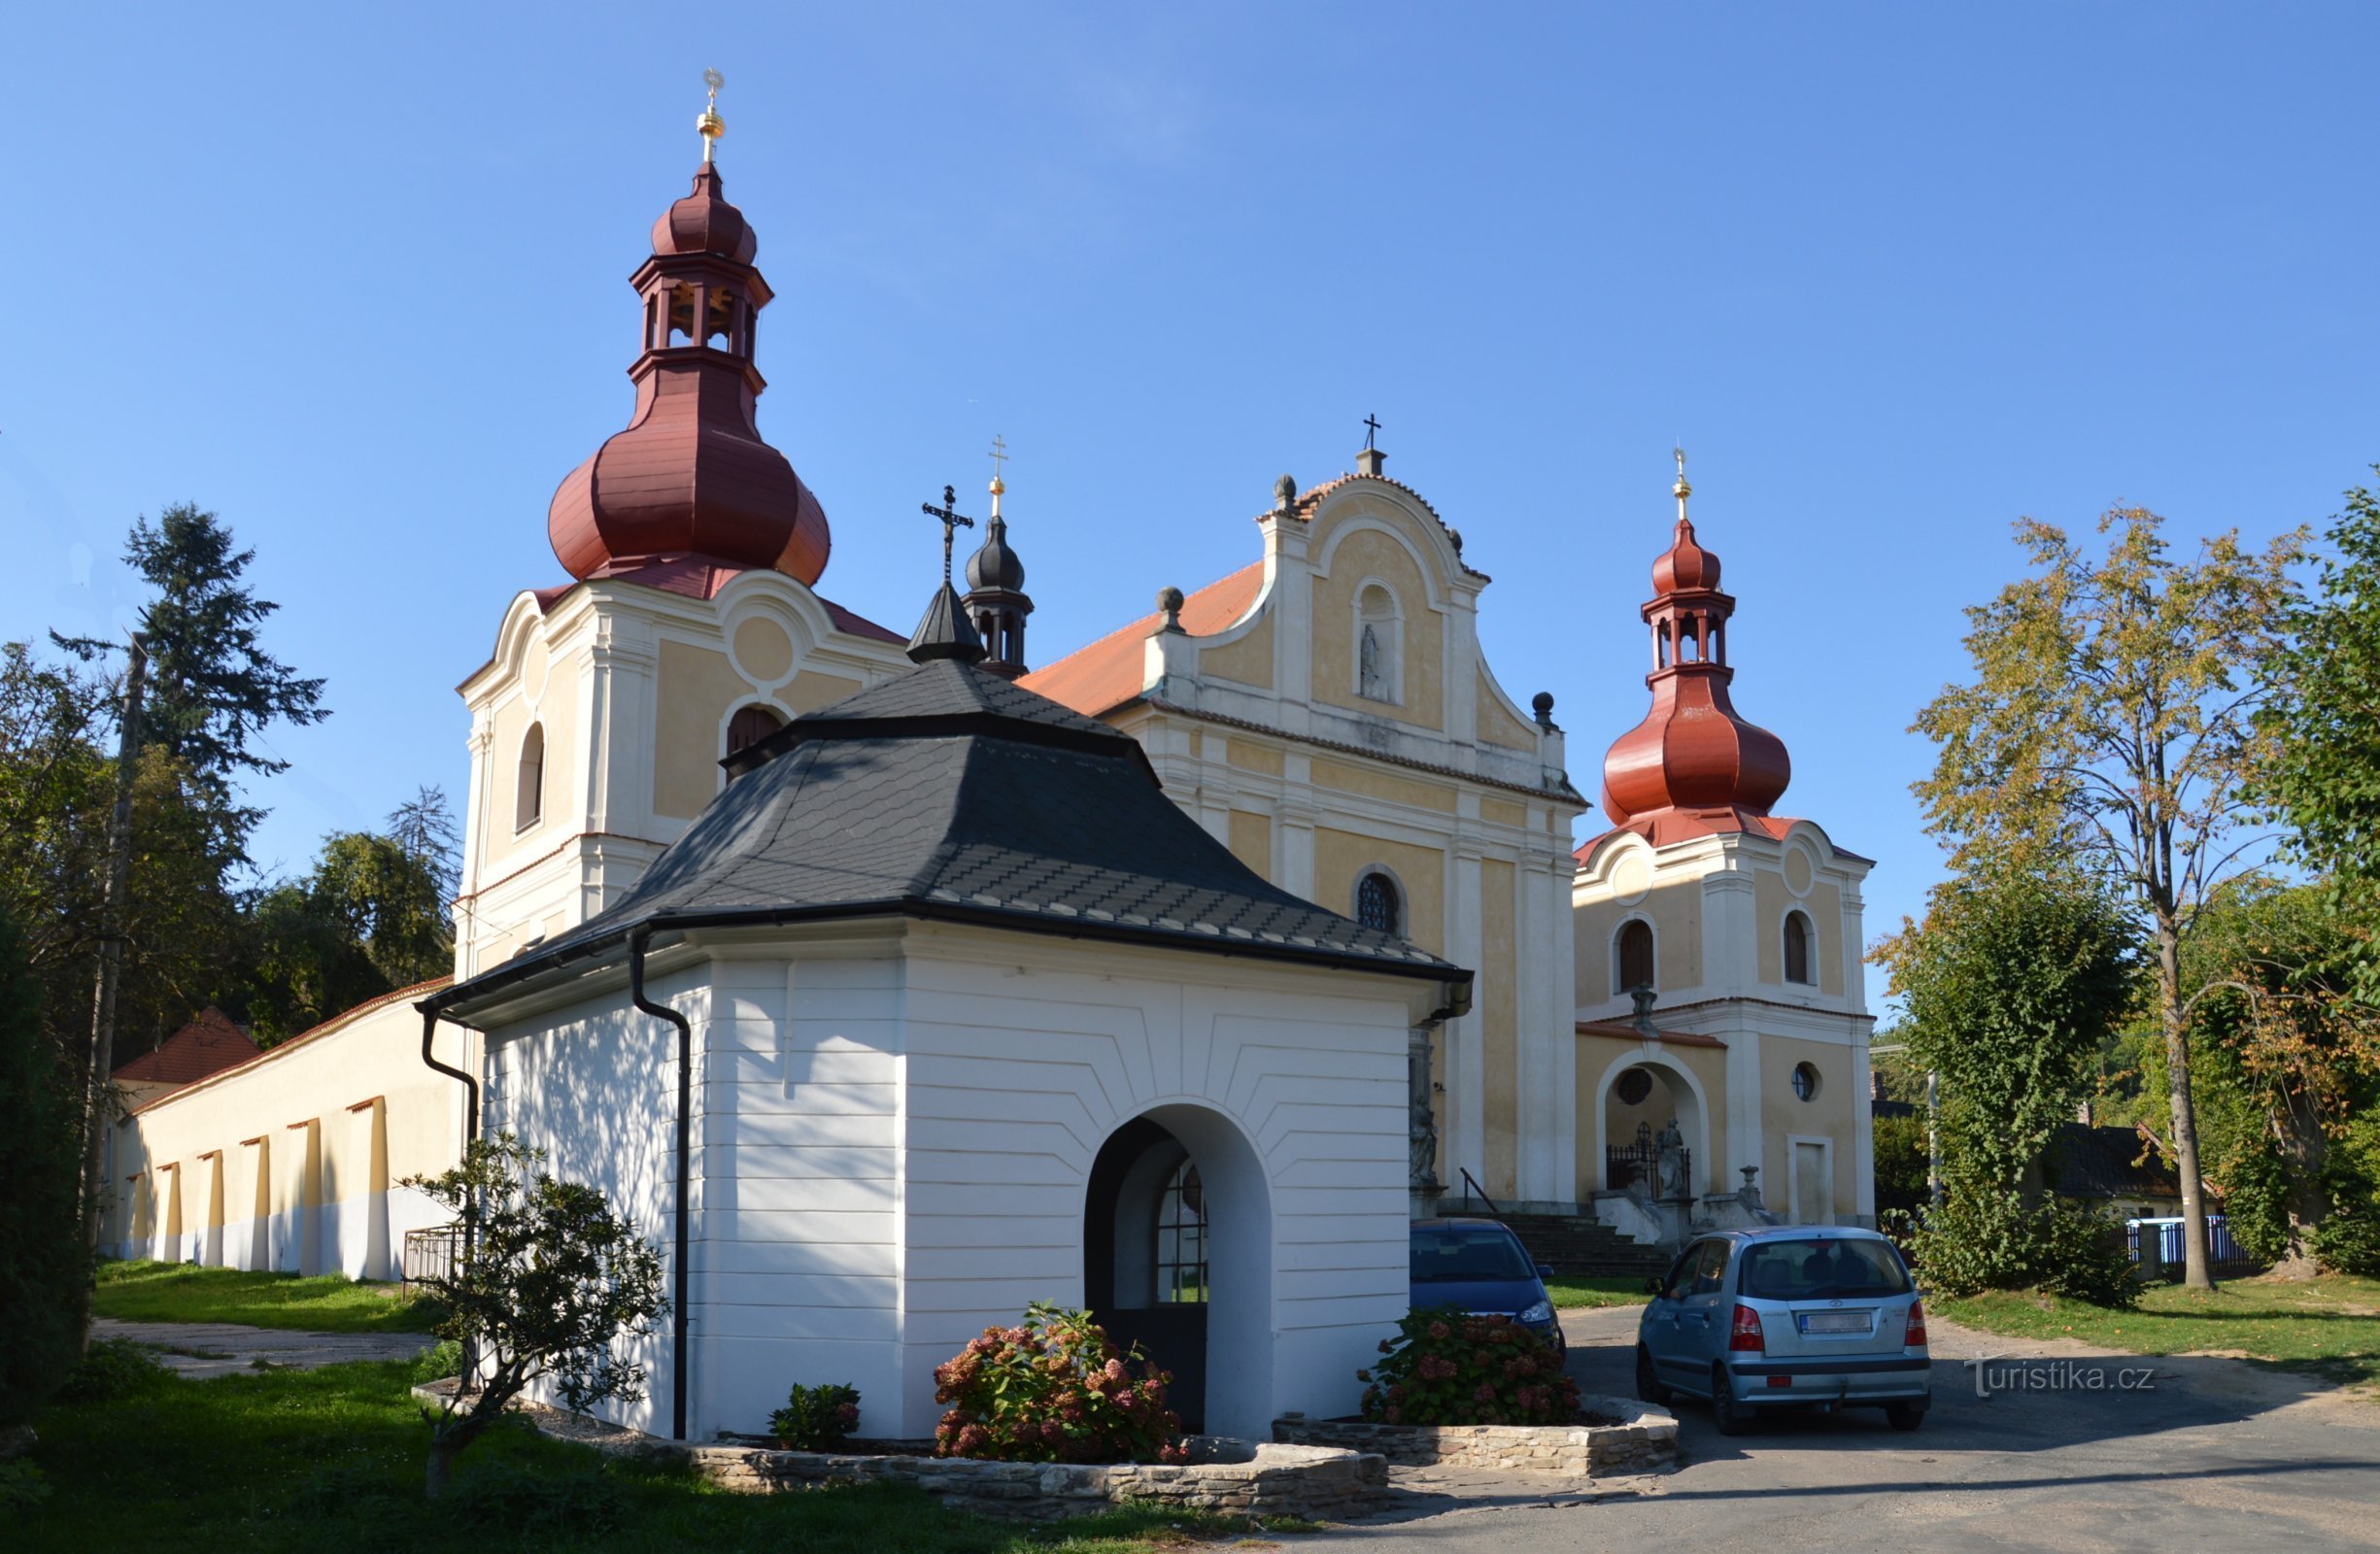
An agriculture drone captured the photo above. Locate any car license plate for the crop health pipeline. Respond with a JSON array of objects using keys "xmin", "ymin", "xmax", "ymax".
[{"xmin": 1797, "ymin": 1310, "xmax": 1873, "ymax": 1334}]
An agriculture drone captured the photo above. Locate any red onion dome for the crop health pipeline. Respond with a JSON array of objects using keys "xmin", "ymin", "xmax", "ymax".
[{"xmin": 651, "ymin": 164, "xmax": 757, "ymax": 262}]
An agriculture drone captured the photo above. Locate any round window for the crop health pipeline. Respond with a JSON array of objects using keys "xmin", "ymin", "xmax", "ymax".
[
  {"xmin": 1615, "ymin": 1067, "xmax": 1653, "ymax": 1106},
  {"xmin": 1791, "ymin": 1063, "xmax": 1820, "ymax": 1102}
]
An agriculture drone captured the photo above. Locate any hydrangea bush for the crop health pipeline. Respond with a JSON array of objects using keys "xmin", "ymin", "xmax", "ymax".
[
  {"xmin": 1358, "ymin": 1307, "xmax": 1579, "ymax": 1426},
  {"xmin": 933, "ymin": 1302, "xmax": 1187, "ymax": 1464},
  {"xmin": 769, "ymin": 1381, "xmax": 862, "ymax": 1451}
]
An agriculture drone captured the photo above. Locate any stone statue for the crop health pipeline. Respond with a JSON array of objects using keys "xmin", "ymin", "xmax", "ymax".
[
  {"xmin": 1654, "ymin": 1118, "xmax": 1687, "ymax": 1199},
  {"xmin": 1360, "ymin": 624, "xmax": 1384, "ymax": 698},
  {"xmin": 1407, "ymin": 1030, "xmax": 1441, "ymax": 1194}
]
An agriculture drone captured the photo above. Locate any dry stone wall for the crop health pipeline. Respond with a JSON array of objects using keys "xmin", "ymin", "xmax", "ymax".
[{"xmin": 1272, "ymin": 1398, "xmax": 1677, "ymax": 1477}]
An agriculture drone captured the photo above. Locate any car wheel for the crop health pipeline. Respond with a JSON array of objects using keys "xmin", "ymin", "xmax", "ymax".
[
  {"xmin": 1710, "ymin": 1366, "xmax": 1752, "ymax": 1436},
  {"xmin": 1886, "ymin": 1402, "xmax": 1925, "ymax": 1433},
  {"xmin": 1635, "ymin": 1345, "xmax": 1669, "ymax": 1404}
]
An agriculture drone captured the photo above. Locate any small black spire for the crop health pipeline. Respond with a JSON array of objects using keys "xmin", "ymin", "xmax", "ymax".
[
  {"xmin": 963, "ymin": 467, "xmax": 1036, "ymax": 680},
  {"xmin": 908, "ymin": 581, "xmax": 986, "ymax": 664}
]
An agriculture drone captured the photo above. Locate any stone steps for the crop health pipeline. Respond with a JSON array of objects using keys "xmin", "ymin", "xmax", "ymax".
[{"xmin": 1491, "ymin": 1213, "xmax": 1672, "ymax": 1279}]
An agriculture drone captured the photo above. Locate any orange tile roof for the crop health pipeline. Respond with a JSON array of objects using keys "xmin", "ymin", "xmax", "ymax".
[
  {"xmin": 123, "ymin": 977, "xmax": 456, "ymax": 1117},
  {"xmin": 114, "ymin": 1006, "xmax": 258, "ymax": 1085},
  {"xmin": 1021, "ymin": 560, "xmax": 1266, "ymax": 718}
]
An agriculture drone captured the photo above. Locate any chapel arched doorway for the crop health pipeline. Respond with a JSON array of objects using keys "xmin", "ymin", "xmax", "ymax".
[
  {"xmin": 1083, "ymin": 1105, "xmax": 1275, "ymax": 1437},
  {"xmin": 1590, "ymin": 1057, "xmax": 1709, "ymax": 1202}
]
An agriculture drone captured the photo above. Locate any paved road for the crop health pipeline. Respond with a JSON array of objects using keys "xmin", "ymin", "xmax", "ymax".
[
  {"xmin": 1306, "ymin": 1304, "xmax": 2380, "ymax": 1554},
  {"xmin": 93, "ymin": 1318, "xmax": 434, "ymax": 1378}
]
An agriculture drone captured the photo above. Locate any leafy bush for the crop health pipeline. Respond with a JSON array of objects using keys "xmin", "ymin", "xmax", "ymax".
[
  {"xmin": 768, "ymin": 1381, "xmax": 861, "ymax": 1451},
  {"xmin": 55, "ymin": 1338, "xmax": 174, "ymax": 1403},
  {"xmin": 1357, "ymin": 1307, "xmax": 1579, "ymax": 1426},
  {"xmin": 932, "ymin": 1303, "xmax": 1185, "ymax": 1464},
  {"xmin": 1907, "ymin": 1189, "xmax": 2140, "ymax": 1308},
  {"xmin": 2213, "ymin": 1144, "xmax": 2295, "ymax": 1267},
  {"xmin": 2311, "ymin": 1165, "xmax": 2380, "ymax": 1277},
  {"xmin": 409, "ymin": 1339, "xmax": 463, "ymax": 1385},
  {"xmin": 0, "ymin": 1459, "xmax": 50, "ymax": 1510}
]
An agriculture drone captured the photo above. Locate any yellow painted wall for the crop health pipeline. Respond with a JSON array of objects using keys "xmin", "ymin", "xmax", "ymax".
[
  {"xmin": 1755, "ymin": 869, "xmax": 1787, "ymax": 985},
  {"xmin": 1227, "ymin": 811, "xmax": 1273, "ymax": 876},
  {"xmin": 654, "ymin": 639, "xmax": 752, "ymax": 819},
  {"xmin": 1475, "ymin": 668, "xmax": 1536, "ymax": 752},
  {"xmin": 731, "ymin": 617, "xmax": 795, "ymax": 683},
  {"xmin": 1225, "ymin": 738, "xmax": 1284, "ymax": 777},
  {"xmin": 1811, "ymin": 882, "xmax": 1845, "ymax": 996},
  {"xmin": 1479, "ymin": 858, "xmax": 1518, "ymax": 1199},
  {"xmin": 1309, "ymin": 523, "xmax": 1445, "ymax": 732},
  {"xmin": 1759, "ymin": 1031, "xmax": 1858, "ymax": 1218},
  {"xmin": 1313, "ymin": 828, "xmax": 1445, "ymax": 954},
  {"xmin": 1479, "ymin": 796, "xmax": 1525, "ymax": 828},
  {"xmin": 1574, "ymin": 879, "xmax": 1701, "ymax": 1000},
  {"xmin": 1200, "ymin": 610, "xmax": 1275, "ymax": 690},
  {"xmin": 780, "ymin": 668, "xmax": 863, "ymax": 715},
  {"xmin": 1310, "ymin": 758, "xmax": 1458, "ymax": 815}
]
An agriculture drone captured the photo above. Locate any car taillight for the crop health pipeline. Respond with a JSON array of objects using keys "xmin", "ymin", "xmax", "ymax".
[
  {"xmin": 1904, "ymin": 1299, "xmax": 1928, "ymax": 1348},
  {"xmin": 1728, "ymin": 1303, "xmax": 1765, "ymax": 1352}
]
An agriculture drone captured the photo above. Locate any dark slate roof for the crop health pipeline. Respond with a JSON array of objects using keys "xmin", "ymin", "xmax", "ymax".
[
  {"xmin": 2049, "ymin": 1123, "xmax": 2182, "ymax": 1201},
  {"xmin": 436, "ymin": 659, "xmax": 1466, "ymax": 1015}
]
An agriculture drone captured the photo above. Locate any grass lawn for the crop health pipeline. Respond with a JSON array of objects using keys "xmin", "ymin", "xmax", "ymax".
[
  {"xmin": 17, "ymin": 1355, "xmax": 1306, "ymax": 1552},
  {"xmin": 1943, "ymin": 1272, "xmax": 2380, "ymax": 1391},
  {"xmin": 93, "ymin": 1259, "xmax": 446, "ymax": 1334},
  {"xmin": 1543, "ymin": 1274, "xmax": 1651, "ymax": 1310}
]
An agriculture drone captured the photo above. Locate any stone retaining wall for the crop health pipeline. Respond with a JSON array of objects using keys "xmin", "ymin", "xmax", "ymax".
[
  {"xmin": 687, "ymin": 1436, "xmax": 1391, "ymax": 1522},
  {"xmin": 1272, "ymin": 1398, "xmax": 1677, "ymax": 1477}
]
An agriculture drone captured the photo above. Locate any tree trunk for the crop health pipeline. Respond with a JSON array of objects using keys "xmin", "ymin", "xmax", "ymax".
[
  {"xmin": 425, "ymin": 1437, "xmax": 457, "ymax": 1498},
  {"xmin": 2275, "ymin": 1100, "xmax": 2328, "ymax": 1281},
  {"xmin": 81, "ymin": 635, "xmax": 148, "ymax": 1290},
  {"xmin": 2158, "ymin": 920, "xmax": 2217, "ymax": 1292}
]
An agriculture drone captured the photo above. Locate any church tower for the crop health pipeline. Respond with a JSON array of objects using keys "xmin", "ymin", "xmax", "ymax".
[
  {"xmin": 1570, "ymin": 456, "xmax": 1876, "ymax": 1230},
  {"xmin": 452, "ymin": 84, "xmax": 910, "ymax": 977},
  {"xmin": 962, "ymin": 461, "xmax": 1035, "ymax": 678}
]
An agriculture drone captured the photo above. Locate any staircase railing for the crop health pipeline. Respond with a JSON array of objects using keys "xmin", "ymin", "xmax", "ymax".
[{"xmin": 1455, "ymin": 1167, "xmax": 1503, "ymax": 1218}]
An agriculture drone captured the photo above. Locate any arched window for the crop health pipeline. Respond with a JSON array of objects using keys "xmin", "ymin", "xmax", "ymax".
[
  {"xmin": 1615, "ymin": 919, "xmax": 1655, "ymax": 997},
  {"xmin": 1155, "ymin": 1160, "xmax": 1207, "ymax": 1304},
  {"xmin": 725, "ymin": 703, "xmax": 783, "ymax": 760},
  {"xmin": 1784, "ymin": 910, "xmax": 1814, "ymax": 986},
  {"xmin": 1355, "ymin": 871, "xmax": 1402, "ymax": 935},
  {"xmin": 515, "ymin": 723, "xmax": 545, "ymax": 831},
  {"xmin": 1355, "ymin": 584, "xmax": 1401, "ymax": 703}
]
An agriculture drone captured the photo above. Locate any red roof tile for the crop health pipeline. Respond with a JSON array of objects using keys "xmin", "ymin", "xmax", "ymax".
[
  {"xmin": 114, "ymin": 1007, "xmax": 258, "ymax": 1085},
  {"xmin": 1022, "ymin": 561, "xmax": 1266, "ymax": 718}
]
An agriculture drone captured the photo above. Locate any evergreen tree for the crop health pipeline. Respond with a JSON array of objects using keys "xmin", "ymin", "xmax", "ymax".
[{"xmin": 0, "ymin": 898, "xmax": 87, "ymax": 1427}]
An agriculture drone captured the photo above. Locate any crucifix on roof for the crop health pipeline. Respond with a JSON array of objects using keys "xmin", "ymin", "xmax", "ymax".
[
  {"xmin": 921, "ymin": 483, "xmax": 976, "ymax": 586},
  {"xmin": 1363, "ymin": 413, "xmax": 1382, "ymax": 452}
]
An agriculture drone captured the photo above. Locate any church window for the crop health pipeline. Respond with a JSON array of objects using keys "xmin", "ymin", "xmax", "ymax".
[
  {"xmin": 1355, "ymin": 584, "xmax": 1402, "ymax": 703},
  {"xmin": 1784, "ymin": 910, "xmax": 1815, "ymax": 986},
  {"xmin": 1355, "ymin": 871, "xmax": 1402, "ymax": 936},
  {"xmin": 725, "ymin": 703, "xmax": 784, "ymax": 760},
  {"xmin": 1791, "ymin": 1062, "xmax": 1820, "ymax": 1102},
  {"xmin": 1615, "ymin": 1066, "xmax": 1653, "ymax": 1106},
  {"xmin": 1615, "ymin": 919, "xmax": 1655, "ymax": 997},
  {"xmin": 515, "ymin": 723, "xmax": 545, "ymax": 831},
  {"xmin": 1155, "ymin": 1160, "xmax": 1207, "ymax": 1304}
]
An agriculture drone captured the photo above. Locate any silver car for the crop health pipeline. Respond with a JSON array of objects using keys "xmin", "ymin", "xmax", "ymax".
[{"xmin": 1635, "ymin": 1227, "xmax": 1932, "ymax": 1435}]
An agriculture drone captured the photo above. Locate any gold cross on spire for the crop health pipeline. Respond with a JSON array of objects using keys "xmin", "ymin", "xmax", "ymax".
[
  {"xmin": 697, "ymin": 68, "xmax": 726, "ymax": 163},
  {"xmin": 1673, "ymin": 445, "xmax": 1692, "ymax": 521},
  {"xmin": 987, "ymin": 434, "xmax": 1008, "ymax": 517}
]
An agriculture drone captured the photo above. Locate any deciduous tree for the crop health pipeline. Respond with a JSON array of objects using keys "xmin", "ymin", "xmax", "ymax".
[{"xmin": 1911, "ymin": 506, "xmax": 2302, "ymax": 1289}]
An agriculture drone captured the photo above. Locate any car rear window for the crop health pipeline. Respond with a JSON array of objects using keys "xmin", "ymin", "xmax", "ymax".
[
  {"xmin": 1411, "ymin": 1225, "xmax": 1533, "ymax": 1282},
  {"xmin": 1737, "ymin": 1237, "xmax": 1911, "ymax": 1300}
]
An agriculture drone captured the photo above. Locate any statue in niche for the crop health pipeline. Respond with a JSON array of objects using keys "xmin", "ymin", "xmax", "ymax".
[
  {"xmin": 1655, "ymin": 1117, "xmax": 1688, "ymax": 1199},
  {"xmin": 1360, "ymin": 623, "xmax": 1386, "ymax": 699}
]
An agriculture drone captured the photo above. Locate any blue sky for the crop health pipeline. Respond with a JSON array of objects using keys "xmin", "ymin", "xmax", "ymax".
[{"xmin": 4, "ymin": 3, "xmax": 2373, "ymax": 1008}]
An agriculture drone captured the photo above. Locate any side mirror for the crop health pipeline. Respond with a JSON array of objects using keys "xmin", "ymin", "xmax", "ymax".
[
  {"xmin": 1537, "ymin": 1263, "xmax": 1556, "ymax": 1280},
  {"xmin": 1644, "ymin": 1275, "xmax": 1664, "ymax": 1295}
]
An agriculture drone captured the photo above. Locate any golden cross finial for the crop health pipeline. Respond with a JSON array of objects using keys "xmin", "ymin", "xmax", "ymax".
[
  {"xmin": 697, "ymin": 68, "xmax": 726, "ymax": 164},
  {"xmin": 1672, "ymin": 444, "xmax": 1692, "ymax": 520},
  {"xmin": 987, "ymin": 434, "xmax": 1008, "ymax": 516}
]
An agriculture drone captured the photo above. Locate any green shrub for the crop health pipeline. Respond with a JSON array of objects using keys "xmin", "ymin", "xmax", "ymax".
[
  {"xmin": 2214, "ymin": 1145, "xmax": 2295, "ymax": 1267},
  {"xmin": 2311, "ymin": 1165, "xmax": 2380, "ymax": 1277},
  {"xmin": 768, "ymin": 1381, "xmax": 861, "ymax": 1450},
  {"xmin": 0, "ymin": 1459, "xmax": 50, "ymax": 1510},
  {"xmin": 55, "ymin": 1339, "xmax": 174, "ymax": 1403},
  {"xmin": 438, "ymin": 1462, "xmax": 626, "ymax": 1537},
  {"xmin": 932, "ymin": 1302, "xmax": 1184, "ymax": 1464},
  {"xmin": 1358, "ymin": 1307, "xmax": 1579, "ymax": 1426},
  {"xmin": 1907, "ymin": 1189, "xmax": 2140, "ymax": 1308},
  {"xmin": 409, "ymin": 1339, "xmax": 464, "ymax": 1385}
]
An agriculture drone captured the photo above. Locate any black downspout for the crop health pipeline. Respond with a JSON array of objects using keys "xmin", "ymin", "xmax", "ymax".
[
  {"xmin": 419, "ymin": 1007, "xmax": 482, "ymax": 1390},
  {"xmin": 629, "ymin": 924, "xmax": 694, "ymax": 1442}
]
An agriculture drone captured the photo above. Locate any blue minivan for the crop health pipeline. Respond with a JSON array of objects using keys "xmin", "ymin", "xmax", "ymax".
[{"xmin": 1410, "ymin": 1217, "xmax": 1564, "ymax": 1355}]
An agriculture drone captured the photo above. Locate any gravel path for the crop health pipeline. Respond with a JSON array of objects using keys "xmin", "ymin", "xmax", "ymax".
[{"xmin": 93, "ymin": 1317, "xmax": 435, "ymax": 1378}]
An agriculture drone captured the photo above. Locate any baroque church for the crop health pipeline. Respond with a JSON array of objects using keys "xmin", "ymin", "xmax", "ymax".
[{"xmin": 101, "ymin": 119, "xmax": 1877, "ymax": 1444}]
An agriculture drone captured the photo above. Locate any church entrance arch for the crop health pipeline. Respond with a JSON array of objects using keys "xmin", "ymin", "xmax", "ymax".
[
  {"xmin": 1082, "ymin": 1104, "xmax": 1273, "ymax": 1437},
  {"xmin": 1585, "ymin": 1052, "xmax": 1711, "ymax": 1203}
]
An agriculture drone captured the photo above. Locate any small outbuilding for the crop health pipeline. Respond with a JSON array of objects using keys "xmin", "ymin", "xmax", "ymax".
[{"xmin": 424, "ymin": 645, "xmax": 1471, "ymax": 1443}]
